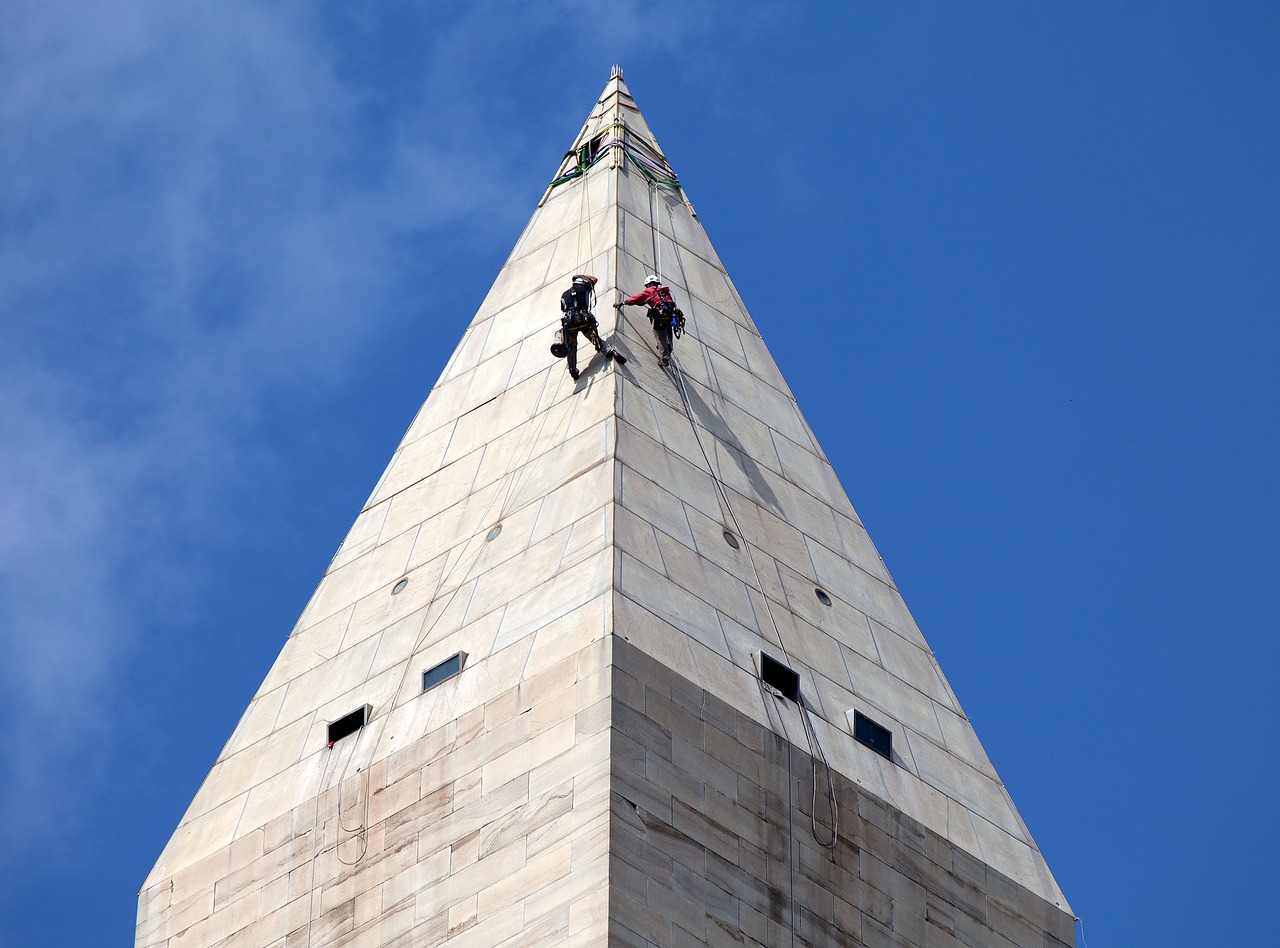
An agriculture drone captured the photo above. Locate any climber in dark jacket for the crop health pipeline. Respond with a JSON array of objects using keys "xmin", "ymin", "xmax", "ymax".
[{"xmin": 555, "ymin": 274, "xmax": 623, "ymax": 379}]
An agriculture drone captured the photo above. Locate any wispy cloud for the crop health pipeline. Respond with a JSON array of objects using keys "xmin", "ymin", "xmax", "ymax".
[
  {"xmin": 0, "ymin": 0, "xmax": 770, "ymax": 872},
  {"xmin": 0, "ymin": 0, "xmax": 517, "ymax": 865}
]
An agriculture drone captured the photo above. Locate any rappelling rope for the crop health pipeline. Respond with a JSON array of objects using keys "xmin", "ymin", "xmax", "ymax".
[
  {"xmin": 765, "ymin": 687, "xmax": 838, "ymax": 948},
  {"xmin": 654, "ymin": 187, "xmax": 837, "ymax": 857},
  {"xmin": 549, "ymin": 124, "xmax": 679, "ymax": 190},
  {"xmin": 647, "ymin": 179, "xmax": 662, "ymax": 282},
  {"xmin": 334, "ymin": 762, "xmax": 369, "ymax": 866},
  {"xmin": 302, "ymin": 739, "xmax": 370, "ymax": 926},
  {"xmin": 768, "ymin": 688, "xmax": 799, "ymax": 948},
  {"xmin": 575, "ymin": 125, "xmax": 592, "ymax": 270},
  {"xmin": 1075, "ymin": 918, "xmax": 1091, "ymax": 948},
  {"xmin": 798, "ymin": 695, "xmax": 838, "ymax": 849},
  {"xmin": 307, "ymin": 90, "xmax": 610, "ymax": 906},
  {"xmin": 399, "ymin": 123, "xmax": 603, "ymax": 639},
  {"xmin": 669, "ymin": 359, "xmax": 790, "ymax": 662},
  {"xmin": 564, "ymin": 114, "xmax": 607, "ymax": 347},
  {"xmin": 652, "ymin": 180, "xmax": 790, "ymax": 667}
]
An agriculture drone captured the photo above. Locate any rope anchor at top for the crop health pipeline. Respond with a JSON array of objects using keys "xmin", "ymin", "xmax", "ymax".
[{"xmin": 548, "ymin": 126, "xmax": 681, "ymax": 190}]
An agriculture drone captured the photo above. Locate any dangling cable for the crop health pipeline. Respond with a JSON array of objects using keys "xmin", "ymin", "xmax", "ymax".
[
  {"xmin": 652, "ymin": 195, "xmax": 793, "ymax": 668},
  {"xmin": 648, "ymin": 178, "xmax": 662, "ymax": 280},
  {"xmin": 576, "ymin": 139, "xmax": 588, "ymax": 272},
  {"xmin": 648, "ymin": 175, "xmax": 828, "ymax": 859},
  {"xmin": 798, "ymin": 696, "xmax": 838, "ymax": 849},
  {"xmin": 1076, "ymin": 918, "xmax": 1091, "ymax": 948},
  {"xmin": 768, "ymin": 688, "xmax": 799, "ymax": 948},
  {"xmin": 335, "ymin": 764, "xmax": 369, "ymax": 866},
  {"xmin": 670, "ymin": 360, "xmax": 791, "ymax": 665}
]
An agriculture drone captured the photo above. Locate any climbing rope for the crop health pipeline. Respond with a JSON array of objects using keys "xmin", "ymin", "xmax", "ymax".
[
  {"xmin": 768, "ymin": 688, "xmax": 802, "ymax": 948},
  {"xmin": 637, "ymin": 155, "xmax": 792, "ymax": 665},
  {"xmin": 798, "ymin": 695, "xmax": 839, "ymax": 849},
  {"xmin": 335, "ymin": 764, "xmax": 369, "ymax": 866},
  {"xmin": 766, "ymin": 686, "xmax": 839, "ymax": 948},
  {"xmin": 305, "ymin": 744, "xmax": 369, "ymax": 943},
  {"xmin": 549, "ymin": 124, "xmax": 680, "ymax": 190},
  {"xmin": 647, "ymin": 180, "xmax": 662, "ymax": 282},
  {"xmin": 1076, "ymin": 918, "xmax": 1091, "ymax": 948},
  {"xmin": 576, "ymin": 129, "xmax": 592, "ymax": 275},
  {"xmin": 653, "ymin": 186, "xmax": 839, "ymax": 858},
  {"xmin": 669, "ymin": 359, "xmax": 789, "ymax": 662}
]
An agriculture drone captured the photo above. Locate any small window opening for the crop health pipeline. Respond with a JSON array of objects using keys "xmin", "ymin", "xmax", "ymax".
[
  {"xmin": 760, "ymin": 652, "xmax": 800, "ymax": 702},
  {"xmin": 327, "ymin": 705, "xmax": 370, "ymax": 747},
  {"xmin": 577, "ymin": 133, "xmax": 606, "ymax": 171},
  {"xmin": 854, "ymin": 711, "xmax": 893, "ymax": 761},
  {"xmin": 392, "ymin": 578, "xmax": 408, "ymax": 595},
  {"xmin": 486, "ymin": 525, "xmax": 502, "ymax": 542},
  {"xmin": 723, "ymin": 530, "xmax": 740, "ymax": 550},
  {"xmin": 423, "ymin": 652, "xmax": 467, "ymax": 692},
  {"xmin": 815, "ymin": 588, "xmax": 832, "ymax": 606}
]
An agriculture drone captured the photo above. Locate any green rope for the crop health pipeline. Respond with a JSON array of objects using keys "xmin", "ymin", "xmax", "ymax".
[
  {"xmin": 547, "ymin": 126, "xmax": 682, "ymax": 191},
  {"xmin": 629, "ymin": 154, "xmax": 681, "ymax": 188}
]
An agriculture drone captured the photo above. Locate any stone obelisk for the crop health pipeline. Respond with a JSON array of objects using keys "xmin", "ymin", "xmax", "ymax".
[{"xmin": 138, "ymin": 68, "xmax": 1073, "ymax": 948}]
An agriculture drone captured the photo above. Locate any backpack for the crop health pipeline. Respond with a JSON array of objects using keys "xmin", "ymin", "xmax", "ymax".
[{"xmin": 650, "ymin": 286, "xmax": 677, "ymax": 324}]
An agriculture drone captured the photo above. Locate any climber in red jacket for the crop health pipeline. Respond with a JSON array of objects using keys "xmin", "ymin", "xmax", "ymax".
[{"xmin": 616, "ymin": 274, "xmax": 684, "ymax": 368}]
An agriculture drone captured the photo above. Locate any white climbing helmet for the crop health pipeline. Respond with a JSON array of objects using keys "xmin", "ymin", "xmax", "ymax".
[{"xmin": 644, "ymin": 274, "xmax": 660, "ymax": 286}]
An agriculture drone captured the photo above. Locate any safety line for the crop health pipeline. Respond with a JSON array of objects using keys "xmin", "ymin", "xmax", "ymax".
[
  {"xmin": 798, "ymin": 696, "xmax": 838, "ymax": 849},
  {"xmin": 771, "ymin": 689, "xmax": 799, "ymax": 948},
  {"xmin": 638, "ymin": 169, "xmax": 794, "ymax": 670},
  {"xmin": 549, "ymin": 128, "xmax": 680, "ymax": 190},
  {"xmin": 335, "ymin": 767, "xmax": 369, "ymax": 866},
  {"xmin": 648, "ymin": 180, "xmax": 662, "ymax": 282},
  {"xmin": 1076, "ymin": 918, "xmax": 1091, "ymax": 948},
  {"xmin": 657, "ymin": 191, "xmax": 835, "ymax": 851},
  {"xmin": 668, "ymin": 360, "xmax": 789, "ymax": 663}
]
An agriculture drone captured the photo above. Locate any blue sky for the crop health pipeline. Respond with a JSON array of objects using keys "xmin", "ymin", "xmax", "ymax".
[{"xmin": 2, "ymin": 3, "xmax": 1276, "ymax": 945}]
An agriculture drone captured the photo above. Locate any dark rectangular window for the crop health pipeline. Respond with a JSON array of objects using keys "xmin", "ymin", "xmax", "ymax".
[
  {"xmin": 760, "ymin": 652, "xmax": 800, "ymax": 702},
  {"xmin": 854, "ymin": 711, "xmax": 893, "ymax": 761},
  {"xmin": 327, "ymin": 705, "xmax": 370, "ymax": 747},
  {"xmin": 579, "ymin": 132, "xmax": 607, "ymax": 168},
  {"xmin": 422, "ymin": 652, "xmax": 466, "ymax": 692}
]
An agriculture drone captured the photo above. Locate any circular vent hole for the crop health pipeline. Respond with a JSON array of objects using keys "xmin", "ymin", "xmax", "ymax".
[
  {"xmin": 392, "ymin": 578, "xmax": 409, "ymax": 595},
  {"xmin": 723, "ymin": 530, "xmax": 740, "ymax": 550},
  {"xmin": 815, "ymin": 588, "xmax": 832, "ymax": 606},
  {"xmin": 486, "ymin": 525, "xmax": 502, "ymax": 542}
]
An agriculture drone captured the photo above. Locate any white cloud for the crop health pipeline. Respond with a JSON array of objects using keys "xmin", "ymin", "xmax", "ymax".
[
  {"xmin": 0, "ymin": 0, "xmax": 777, "ymax": 872},
  {"xmin": 0, "ymin": 0, "xmax": 518, "ymax": 866}
]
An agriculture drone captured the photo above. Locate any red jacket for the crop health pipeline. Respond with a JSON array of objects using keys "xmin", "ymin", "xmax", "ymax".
[{"xmin": 624, "ymin": 285, "xmax": 677, "ymax": 310}]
